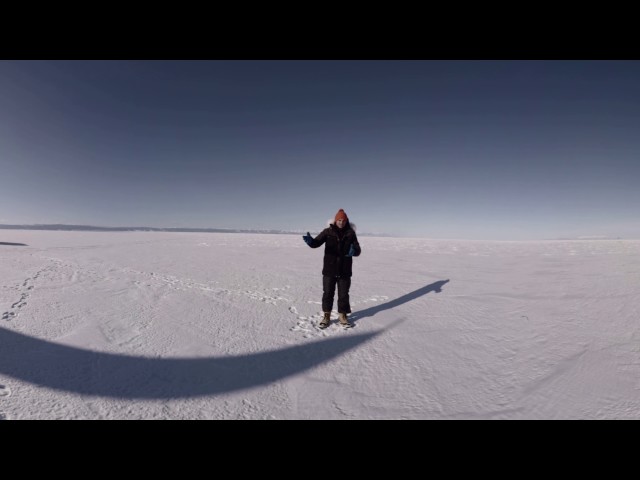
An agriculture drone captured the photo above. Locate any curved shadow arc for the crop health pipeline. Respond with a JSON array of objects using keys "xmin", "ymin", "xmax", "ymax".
[
  {"xmin": 0, "ymin": 281, "xmax": 448, "ymax": 400},
  {"xmin": 0, "ymin": 326, "xmax": 380, "ymax": 399}
]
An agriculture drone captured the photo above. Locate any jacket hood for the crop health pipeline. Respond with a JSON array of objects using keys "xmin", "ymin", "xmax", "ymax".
[{"xmin": 327, "ymin": 219, "xmax": 356, "ymax": 232}]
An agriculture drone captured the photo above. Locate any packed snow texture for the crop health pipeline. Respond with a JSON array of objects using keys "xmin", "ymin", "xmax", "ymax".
[{"xmin": 1, "ymin": 230, "xmax": 639, "ymax": 419}]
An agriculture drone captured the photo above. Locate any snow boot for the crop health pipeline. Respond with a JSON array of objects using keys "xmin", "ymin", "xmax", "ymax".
[
  {"xmin": 319, "ymin": 312, "xmax": 331, "ymax": 329},
  {"xmin": 338, "ymin": 313, "xmax": 351, "ymax": 327}
]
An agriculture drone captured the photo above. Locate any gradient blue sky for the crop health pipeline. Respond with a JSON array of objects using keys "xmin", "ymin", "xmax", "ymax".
[{"xmin": 1, "ymin": 60, "xmax": 639, "ymax": 239}]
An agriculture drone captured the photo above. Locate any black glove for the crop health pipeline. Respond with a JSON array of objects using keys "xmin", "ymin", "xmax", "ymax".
[{"xmin": 303, "ymin": 232, "xmax": 313, "ymax": 246}]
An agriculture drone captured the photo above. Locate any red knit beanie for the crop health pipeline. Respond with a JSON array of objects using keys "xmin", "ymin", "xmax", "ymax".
[{"xmin": 334, "ymin": 209, "xmax": 348, "ymax": 223}]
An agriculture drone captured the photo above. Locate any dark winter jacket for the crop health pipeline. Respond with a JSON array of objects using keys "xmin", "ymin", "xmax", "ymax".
[{"xmin": 308, "ymin": 222, "xmax": 361, "ymax": 278}]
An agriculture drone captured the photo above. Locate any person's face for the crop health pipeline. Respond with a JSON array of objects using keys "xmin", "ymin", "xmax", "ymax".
[{"xmin": 336, "ymin": 218, "xmax": 345, "ymax": 228}]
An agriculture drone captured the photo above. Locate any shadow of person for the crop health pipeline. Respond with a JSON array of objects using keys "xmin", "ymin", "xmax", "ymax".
[
  {"xmin": 0, "ymin": 242, "xmax": 28, "ymax": 246},
  {"xmin": 350, "ymin": 279, "xmax": 450, "ymax": 325}
]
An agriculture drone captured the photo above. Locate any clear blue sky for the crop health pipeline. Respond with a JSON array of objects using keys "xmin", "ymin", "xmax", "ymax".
[{"xmin": 1, "ymin": 60, "xmax": 639, "ymax": 239}]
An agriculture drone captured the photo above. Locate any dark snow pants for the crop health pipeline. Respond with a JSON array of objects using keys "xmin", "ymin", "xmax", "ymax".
[{"xmin": 322, "ymin": 275, "xmax": 351, "ymax": 314}]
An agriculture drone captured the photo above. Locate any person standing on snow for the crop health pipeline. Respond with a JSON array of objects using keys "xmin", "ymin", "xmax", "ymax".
[{"xmin": 302, "ymin": 209, "xmax": 361, "ymax": 328}]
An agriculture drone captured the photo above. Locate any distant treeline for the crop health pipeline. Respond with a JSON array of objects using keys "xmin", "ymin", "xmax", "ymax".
[
  {"xmin": 0, "ymin": 224, "xmax": 390, "ymax": 237},
  {"xmin": 0, "ymin": 224, "xmax": 293, "ymax": 234}
]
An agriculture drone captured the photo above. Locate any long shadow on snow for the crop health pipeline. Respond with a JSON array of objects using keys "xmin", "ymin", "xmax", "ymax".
[
  {"xmin": 350, "ymin": 279, "xmax": 450, "ymax": 325},
  {"xmin": 0, "ymin": 281, "xmax": 447, "ymax": 400},
  {"xmin": 0, "ymin": 325, "xmax": 380, "ymax": 399}
]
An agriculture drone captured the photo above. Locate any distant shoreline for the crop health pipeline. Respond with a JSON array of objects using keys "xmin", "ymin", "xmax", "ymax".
[
  {"xmin": 1, "ymin": 225, "xmax": 630, "ymax": 241},
  {"xmin": 0, "ymin": 224, "xmax": 393, "ymax": 237}
]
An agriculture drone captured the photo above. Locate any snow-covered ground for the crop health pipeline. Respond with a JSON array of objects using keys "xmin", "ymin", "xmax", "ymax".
[{"xmin": 1, "ymin": 230, "xmax": 639, "ymax": 419}]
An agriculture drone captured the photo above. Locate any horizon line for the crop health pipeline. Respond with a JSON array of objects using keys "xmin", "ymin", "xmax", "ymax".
[
  {"xmin": 0, "ymin": 223, "xmax": 633, "ymax": 242},
  {"xmin": 0, "ymin": 223, "xmax": 397, "ymax": 238}
]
